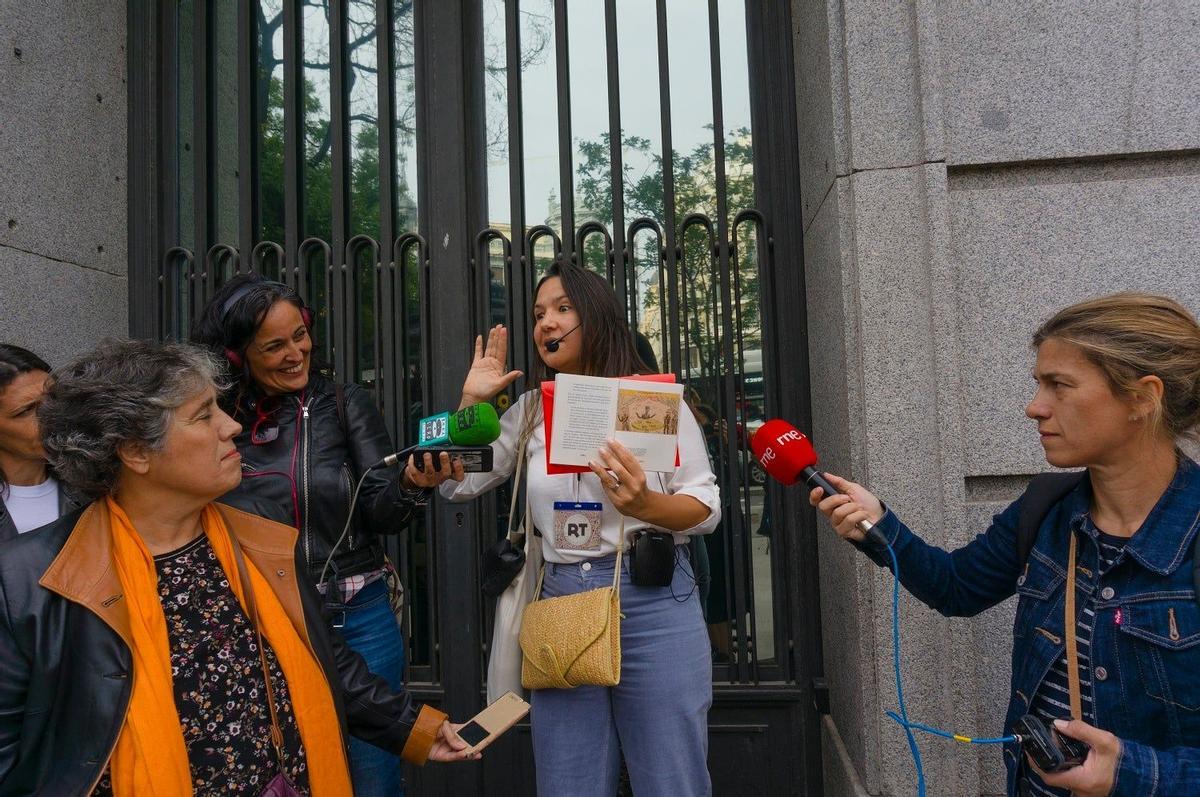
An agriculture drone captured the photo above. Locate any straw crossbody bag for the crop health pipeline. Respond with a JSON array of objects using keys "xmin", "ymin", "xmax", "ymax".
[{"xmin": 518, "ymin": 520, "xmax": 623, "ymax": 690}]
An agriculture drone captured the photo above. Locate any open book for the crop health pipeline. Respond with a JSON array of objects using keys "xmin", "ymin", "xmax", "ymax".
[{"xmin": 545, "ymin": 373, "xmax": 684, "ymax": 473}]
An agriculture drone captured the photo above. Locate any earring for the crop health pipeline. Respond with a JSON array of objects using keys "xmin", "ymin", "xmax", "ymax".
[{"xmin": 1128, "ymin": 414, "xmax": 1142, "ymax": 422}]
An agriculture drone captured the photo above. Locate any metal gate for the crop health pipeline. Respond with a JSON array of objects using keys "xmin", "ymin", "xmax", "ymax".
[{"xmin": 127, "ymin": 1, "xmax": 822, "ymax": 793}]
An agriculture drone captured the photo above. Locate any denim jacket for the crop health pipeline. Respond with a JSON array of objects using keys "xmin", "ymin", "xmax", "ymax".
[{"xmin": 863, "ymin": 456, "xmax": 1200, "ymax": 796}]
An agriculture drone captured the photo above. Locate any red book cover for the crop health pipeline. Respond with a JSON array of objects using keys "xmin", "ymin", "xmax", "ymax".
[{"xmin": 541, "ymin": 373, "xmax": 681, "ymax": 475}]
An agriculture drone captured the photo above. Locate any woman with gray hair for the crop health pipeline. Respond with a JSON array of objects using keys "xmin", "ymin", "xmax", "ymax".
[{"xmin": 0, "ymin": 339, "xmax": 474, "ymax": 797}]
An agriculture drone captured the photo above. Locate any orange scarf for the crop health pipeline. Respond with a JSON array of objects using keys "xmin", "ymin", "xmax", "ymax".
[{"xmin": 106, "ymin": 498, "xmax": 353, "ymax": 796}]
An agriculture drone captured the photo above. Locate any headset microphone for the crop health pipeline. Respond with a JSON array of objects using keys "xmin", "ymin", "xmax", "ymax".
[
  {"xmin": 545, "ymin": 324, "xmax": 581, "ymax": 353},
  {"xmin": 750, "ymin": 419, "xmax": 888, "ymax": 547}
]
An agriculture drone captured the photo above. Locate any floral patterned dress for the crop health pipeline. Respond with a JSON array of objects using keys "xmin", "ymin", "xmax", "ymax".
[{"xmin": 92, "ymin": 534, "xmax": 310, "ymax": 795}]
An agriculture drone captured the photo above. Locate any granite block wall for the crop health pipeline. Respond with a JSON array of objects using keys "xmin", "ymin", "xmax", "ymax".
[
  {"xmin": 0, "ymin": 0, "xmax": 128, "ymax": 365},
  {"xmin": 794, "ymin": 0, "xmax": 1200, "ymax": 794}
]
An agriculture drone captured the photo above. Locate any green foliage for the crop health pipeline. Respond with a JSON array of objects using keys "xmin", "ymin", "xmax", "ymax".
[{"xmin": 573, "ymin": 127, "xmax": 762, "ymax": 379}]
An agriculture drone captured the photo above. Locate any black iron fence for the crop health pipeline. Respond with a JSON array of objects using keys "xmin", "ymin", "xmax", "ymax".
[
  {"xmin": 156, "ymin": 193, "xmax": 787, "ymax": 685},
  {"xmin": 137, "ymin": 0, "xmax": 824, "ymax": 790}
]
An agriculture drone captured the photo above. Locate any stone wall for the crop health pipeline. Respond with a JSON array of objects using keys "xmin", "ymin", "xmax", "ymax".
[
  {"xmin": 793, "ymin": 0, "xmax": 1200, "ymax": 794},
  {"xmin": 0, "ymin": 0, "xmax": 128, "ymax": 365}
]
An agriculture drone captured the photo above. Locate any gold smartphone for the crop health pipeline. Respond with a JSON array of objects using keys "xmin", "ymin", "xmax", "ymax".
[{"xmin": 455, "ymin": 691, "xmax": 531, "ymax": 754}]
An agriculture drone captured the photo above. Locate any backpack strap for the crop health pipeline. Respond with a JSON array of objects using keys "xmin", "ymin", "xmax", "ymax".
[
  {"xmin": 1193, "ymin": 531, "xmax": 1200, "ymax": 606},
  {"xmin": 1016, "ymin": 471, "xmax": 1086, "ymax": 567}
]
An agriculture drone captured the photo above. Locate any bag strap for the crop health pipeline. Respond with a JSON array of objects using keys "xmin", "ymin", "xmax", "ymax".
[
  {"xmin": 505, "ymin": 395, "xmax": 539, "ymax": 544},
  {"xmin": 1064, "ymin": 532, "xmax": 1082, "ymax": 720},
  {"xmin": 1016, "ymin": 472, "xmax": 1085, "ymax": 567},
  {"xmin": 228, "ymin": 532, "xmax": 290, "ymax": 773}
]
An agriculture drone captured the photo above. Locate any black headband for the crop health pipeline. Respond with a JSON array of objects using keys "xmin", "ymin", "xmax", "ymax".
[{"xmin": 220, "ymin": 280, "xmax": 291, "ymax": 321}]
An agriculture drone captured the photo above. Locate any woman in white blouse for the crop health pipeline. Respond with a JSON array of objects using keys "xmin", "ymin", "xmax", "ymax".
[{"xmin": 441, "ymin": 263, "xmax": 720, "ymax": 796}]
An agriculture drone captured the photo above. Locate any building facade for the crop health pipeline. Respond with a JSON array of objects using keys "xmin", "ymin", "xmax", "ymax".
[
  {"xmin": 799, "ymin": 2, "xmax": 1200, "ymax": 794},
  {"xmin": 2, "ymin": 1, "xmax": 1198, "ymax": 795}
]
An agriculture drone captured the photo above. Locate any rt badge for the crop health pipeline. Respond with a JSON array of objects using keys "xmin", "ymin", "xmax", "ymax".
[{"xmin": 552, "ymin": 501, "xmax": 603, "ymax": 551}]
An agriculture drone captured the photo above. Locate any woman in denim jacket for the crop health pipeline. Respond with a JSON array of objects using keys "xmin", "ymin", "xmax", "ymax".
[{"xmin": 812, "ymin": 293, "xmax": 1200, "ymax": 796}]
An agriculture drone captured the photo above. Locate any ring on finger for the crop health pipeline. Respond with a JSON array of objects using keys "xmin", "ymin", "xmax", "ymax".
[{"xmin": 610, "ymin": 477, "xmax": 621, "ymax": 490}]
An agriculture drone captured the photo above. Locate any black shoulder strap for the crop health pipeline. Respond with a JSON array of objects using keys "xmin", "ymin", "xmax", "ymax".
[
  {"xmin": 1016, "ymin": 471, "xmax": 1086, "ymax": 566},
  {"xmin": 333, "ymin": 382, "xmax": 348, "ymax": 436},
  {"xmin": 333, "ymin": 382, "xmax": 359, "ymax": 486},
  {"xmin": 1193, "ymin": 530, "xmax": 1200, "ymax": 606}
]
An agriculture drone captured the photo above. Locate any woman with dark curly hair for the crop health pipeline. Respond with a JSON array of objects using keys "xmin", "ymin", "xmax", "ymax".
[
  {"xmin": 0, "ymin": 344, "xmax": 81, "ymax": 539},
  {"xmin": 189, "ymin": 274, "xmax": 463, "ymax": 795},
  {"xmin": 0, "ymin": 339, "xmax": 474, "ymax": 796}
]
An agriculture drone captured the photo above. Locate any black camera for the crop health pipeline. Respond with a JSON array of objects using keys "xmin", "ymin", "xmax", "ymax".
[
  {"xmin": 1013, "ymin": 714, "xmax": 1089, "ymax": 773},
  {"xmin": 628, "ymin": 530, "xmax": 675, "ymax": 587}
]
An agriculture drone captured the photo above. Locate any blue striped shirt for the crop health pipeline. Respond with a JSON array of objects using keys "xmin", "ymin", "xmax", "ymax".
[{"xmin": 1025, "ymin": 526, "xmax": 1127, "ymax": 796}]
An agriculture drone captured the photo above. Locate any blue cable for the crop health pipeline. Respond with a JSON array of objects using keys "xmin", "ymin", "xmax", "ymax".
[{"xmin": 881, "ymin": 540, "xmax": 1017, "ymax": 796}]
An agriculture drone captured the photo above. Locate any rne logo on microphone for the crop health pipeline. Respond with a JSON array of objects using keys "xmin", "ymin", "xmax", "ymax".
[
  {"xmin": 775, "ymin": 430, "xmax": 803, "ymax": 446},
  {"xmin": 759, "ymin": 447, "xmax": 776, "ymax": 464}
]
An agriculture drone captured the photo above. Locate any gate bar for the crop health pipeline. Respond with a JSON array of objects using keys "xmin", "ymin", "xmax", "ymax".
[
  {"xmin": 376, "ymin": 0, "xmax": 398, "ymax": 430},
  {"xmin": 603, "ymin": 0, "xmax": 626, "ymax": 308},
  {"xmin": 192, "ymin": 0, "xmax": 212, "ymax": 313},
  {"xmin": 505, "ymin": 0, "xmax": 531, "ymax": 380},
  {"xmin": 237, "ymin": 0, "xmax": 259, "ymax": 261},
  {"xmin": 282, "ymin": 0, "xmax": 301, "ymax": 280},
  {"xmin": 654, "ymin": 0, "xmax": 680, "ymax": 375},
  {"xmin": 553, "ymin": 0, "xmax": 574, "ymax": 262},
  {"xmin": 330, "ymin": 0, "xmax": 350, "ymax": 381}
]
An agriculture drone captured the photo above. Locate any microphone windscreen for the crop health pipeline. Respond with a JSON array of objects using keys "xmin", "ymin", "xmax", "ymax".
[
  {"xmin": 449, "ymin": 402, "xmax": 502, "ymax": 445},
  {"xmin": 750, "ymin": 419, "xmax": 819, "ymax": 486}
]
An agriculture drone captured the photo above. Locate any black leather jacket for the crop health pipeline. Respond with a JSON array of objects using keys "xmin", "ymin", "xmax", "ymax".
[
  {"xmin": 220, "ymin": 374, "xmax": 417, "ymax": 589},
  {"xmin": 0, "ymin": 502, "xmax": 443, "ymax": 796}
]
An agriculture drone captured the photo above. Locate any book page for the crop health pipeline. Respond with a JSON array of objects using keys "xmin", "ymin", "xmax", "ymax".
[
  {"xmin": 548, "ymin": 374, "xmax": 618, "ymax": 467},
  {"xmin": 612, "ymin": 379, "xmax": 684, "ymax": 472}
]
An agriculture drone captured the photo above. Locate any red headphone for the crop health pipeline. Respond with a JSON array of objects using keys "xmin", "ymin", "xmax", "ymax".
[{"xmin": 221, "ymin": 281, "xmax": 313, "ymax": 370}]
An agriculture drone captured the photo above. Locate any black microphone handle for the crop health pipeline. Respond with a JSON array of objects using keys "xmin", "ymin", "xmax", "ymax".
[
  {"xmin": 802, "ymin": 466, "xmax": 889, "ymax": 547},
  {"xmin": 369, "ymin": 444, "xmax": 417, "ymax": 470}
]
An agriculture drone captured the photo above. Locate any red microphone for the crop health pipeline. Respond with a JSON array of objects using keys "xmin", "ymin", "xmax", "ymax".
[{"xmin": 750, "ymin": 419, "xmax": 887, "ymax": 546}]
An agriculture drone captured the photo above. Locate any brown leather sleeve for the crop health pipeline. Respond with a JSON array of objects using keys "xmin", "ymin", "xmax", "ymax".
[{"xmin": 400, "ymin": 703, "xmax": 450, "ymax": 765}]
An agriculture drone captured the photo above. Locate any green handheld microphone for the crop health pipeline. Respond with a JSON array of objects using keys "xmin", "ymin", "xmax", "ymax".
[
  {"xmin": 374, "ymin": 402, "xmax": 502, "ymax": 472},
  {"xmin": 448, "ymin": 402, "xmax": 501, "ymax": 445}
]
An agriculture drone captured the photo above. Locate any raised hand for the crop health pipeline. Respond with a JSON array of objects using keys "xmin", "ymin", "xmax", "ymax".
[{"xmin": 460, "ymin": 324, "xmax": 523, "ymax": 408}]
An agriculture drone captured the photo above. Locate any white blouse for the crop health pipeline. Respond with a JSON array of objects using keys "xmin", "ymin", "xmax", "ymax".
[{"xmin": 440, "ymin": 390, "xmax": 721, "ymax": 564}]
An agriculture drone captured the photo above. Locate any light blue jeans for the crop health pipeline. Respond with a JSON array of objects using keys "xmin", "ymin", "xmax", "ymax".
[
  {"xmin": 335, "ymin": 578, "xmax": 406, "ymax": 797},
  {"xmin": 530, "ymin": 549, "xmax": 713, "ymax": 796}
]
